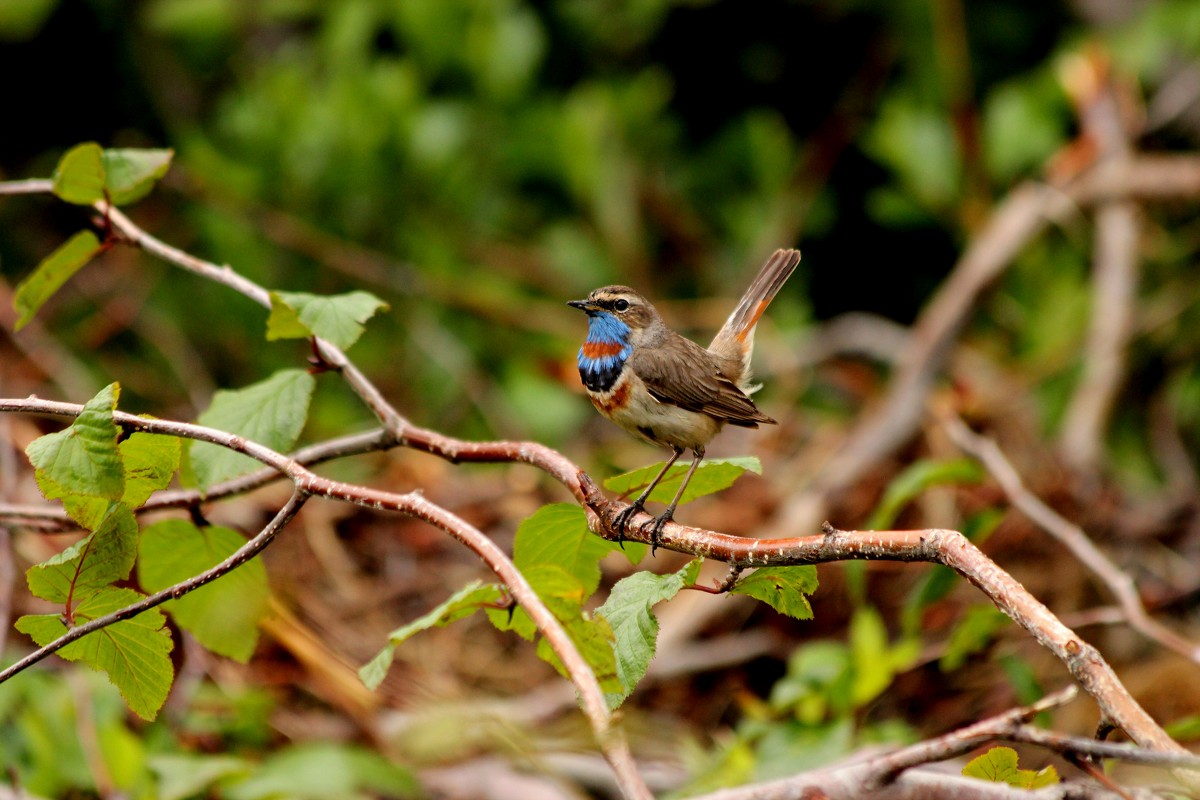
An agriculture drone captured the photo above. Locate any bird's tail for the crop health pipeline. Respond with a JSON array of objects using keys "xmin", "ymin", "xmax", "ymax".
[{"xmin": 709, "ymin": 248, "xmax": 801, "ymax": 389}]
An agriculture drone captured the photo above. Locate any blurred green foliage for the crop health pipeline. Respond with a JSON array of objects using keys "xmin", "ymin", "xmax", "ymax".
[
  {"xmin": 4, "ymin": 1, "xmax": 1200, "ymax": 795},
  {"xmin": 3, "ymin": 0, "xmax": 1200, "ymax": 481}
]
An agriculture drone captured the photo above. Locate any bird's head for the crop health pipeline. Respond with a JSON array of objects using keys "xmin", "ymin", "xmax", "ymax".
[{"xmin": 567, "ymin": 286, "xmax": 661, "ymax": 340}]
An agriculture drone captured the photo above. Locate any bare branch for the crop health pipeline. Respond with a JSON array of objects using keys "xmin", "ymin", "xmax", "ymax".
[
  {"xmin": 0, "ymin": 179, "xmax": 54, "ymax": 195},
  {"xmin": 775, "ymin": 153, "xmax": 1200, "ymax": 530},
  {"xmin": 0, "ymin": 487, "xmax": 308, "ymax": 683},
  {"xmin": 691, "ymin": 685, "xmax": 1195, "ymax": 800},
  {"xmin": 1059, "ymin": 61, "xmax": 1140, "ymax": 475},
  {"xmin": 944, "ymin": 414, "xmax": 1200, "ymax": 665},
  {"xmin": 0, "ymin": 397, "xmax": 649, "ymax": 800}
]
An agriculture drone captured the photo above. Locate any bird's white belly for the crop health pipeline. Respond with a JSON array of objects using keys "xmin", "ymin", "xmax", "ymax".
[{"xmin": 588, "ymin": 369, "xmax": 720, "ymax": 451}]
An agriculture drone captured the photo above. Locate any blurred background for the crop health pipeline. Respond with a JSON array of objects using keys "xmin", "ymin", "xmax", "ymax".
[{"xmin": 3, "ymin": 0, "xmax": 1200, "ymax": 797}]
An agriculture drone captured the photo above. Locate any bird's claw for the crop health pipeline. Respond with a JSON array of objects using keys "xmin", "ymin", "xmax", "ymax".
[
  {"xmin": 612, "ymin": 502, "xmax": 644, "ymax": 549},
  {"xmin": 640, "ymin": 512, "xmax": 672, "ymax": 557}
]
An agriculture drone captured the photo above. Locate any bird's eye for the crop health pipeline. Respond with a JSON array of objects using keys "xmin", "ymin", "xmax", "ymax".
[{"xmin": 613, "ymin": 298, "xmax": 630, "ymax": 312}]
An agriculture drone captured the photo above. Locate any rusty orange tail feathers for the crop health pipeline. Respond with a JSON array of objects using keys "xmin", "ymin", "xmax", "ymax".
[{"xmin": 709, "ymin": 248, "xmax": 801, "ymax": 386}]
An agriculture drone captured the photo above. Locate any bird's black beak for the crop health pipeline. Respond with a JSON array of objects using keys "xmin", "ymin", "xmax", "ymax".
[{"xmin": 567, "ymin": 299, "xmax": 592, "ymax": 311}]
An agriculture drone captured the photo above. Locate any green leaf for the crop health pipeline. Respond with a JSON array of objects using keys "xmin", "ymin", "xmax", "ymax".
[
  {"xmin": 138, "ymin": 520, "xmax": 270, "ymax": 663},
  {"xmin": 148, "ymin": 754, "xmax": 251, "ymax": 800},
  {"xmin": 488, "ymin": 564, "xmax": 589, "ymax": 641},
  {"xmin": 26, "ymin": 382, "xmax": 124, "ymax": 506},
  {"xmin": 101, "ymin": 148, "xmax": 174, "ymax": 205},
  {"xmin": 120, "ymin": 430, "xmax": 181, "ymax": 507},
  {"xmin": 604, "ymin": 456, "xmax": 761, "ymax": 506},
  {"xmin": 513, "ymin": 503, "xmax": 621, "ymax": 595},
  {"xmin": 223, "ymin": 742, "xmax": 419, "ymax": 800},
  {"xmin": 189, "ymin": 369, "xmax": 316, "ymax": 491},
  {"xmin": 52, "ymin": 142, "xmax": 106, "ymax": 204},
  {"xmin": 867, "ymin": 458, "xmax": 983, "ymax": 530},
  {"xmin": 963, "ymin": 746, "xmax": 1059, "ymax": 788},
  {"xmin": 849, "ymin": 606, "xmax": 892, "ymax": 706},
  {"xmin": 16, "ymin": 586, "xmax": 174, "ymax": 720},
  {"xmin": 731, "ymin": 566, "xmax": 818, "ymax": 620},
  {"xmin": 27, "ymin": 502, "xmax": 138, "ymax": 604},
  {"xmin": 266, "ymin": 290, "xmax": 389, "ymax": 350},
  {"xmin": 13, "ymin": 229, "xmax": 104, "ymax": 330},
  {"xmin": 483, "ymin": 564, "xmax": 623, "ymax": 698},
  {"xmin": 596, "ymin": 559, "xmax": 700, "ymax": 707},
  {"xmin": 940, "ymin": 605, "xmax": 1011, "ymax": 671},
  {"xmin": 360, "ymin": 581, "xmax": 504, "ymax": 690},
  {"xmin": 535, "ymin": 612, "xmax": 620, "ymax": 696},
  {"xmin": 902, "ymin": 508, "xmax": 1004, "ymax": 635}
]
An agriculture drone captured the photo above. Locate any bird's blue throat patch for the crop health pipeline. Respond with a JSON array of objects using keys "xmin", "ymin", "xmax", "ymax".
[{"xmin": 577, "ymin": 312, "xmax": 632, "ymax": 393}]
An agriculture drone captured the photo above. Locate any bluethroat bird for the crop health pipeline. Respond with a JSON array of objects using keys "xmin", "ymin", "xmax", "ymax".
[{"xmin": 568, "ymin": 248, "xmax": 801, "ymax": 553}]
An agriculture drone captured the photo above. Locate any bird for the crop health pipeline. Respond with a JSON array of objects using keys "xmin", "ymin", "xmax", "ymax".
[{"xmin": 568, "ymin": 248, "xmax": 801, "ymax": 553}]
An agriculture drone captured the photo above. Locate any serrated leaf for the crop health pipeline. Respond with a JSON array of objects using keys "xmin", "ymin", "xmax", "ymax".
[
  {"xmin": 360, "ymin": 581, "xmax": 504, "ymax": 690},
  {"xmin": 52, "ymin": 142, "xmax": 105, "ymax": 204},
  {"xmin": 138, "ymin": 520, "xmax": 269, "ymax": 663},
  {"xmin": 488, "ymin": 564, "xmax": 589, "ymax": 641},
  {"xmin": 731, "ymin": 566, "xmax": 817, "ymax": 620},
  {"xmin": 514, "ymin": 503, "xmax": 621, "ymax": 595},
  {"xmin": 189, "ymin": 369, "xmax": 315, "ymax": 491},
  {"xmin": 101, "ymin": 148, "xmax": 173, "ymax": 205},
  {"xmin": 963, "ymin": 746, "xmax": 1059, "ymax": 788},
  {"xmin": 604, "ymin": 456, "xmax": 761, "ymax": 506},
  {"xmin": 13, "ymin": 229, "xmax": 104, "ymax": 330},
  {"xmin": 484, "ymin": 564, "xmax": 623, "ymax": 698},
  {"xmin": 266, "ymin": 290, "xmax": 389, "ymax": 350},
  {"xmin": 867, "ymin": 458, "xmax": 983, "ymax": 530},
  {"xmin": 16, "ymin": 586, "xmax": 174, "ymax": 720},
  {"xmin": 596, "ymin": 559, "xmax": 700, "ymax": 707},
  {"xmin": 120, "ymin": 430, "xmax": 181, "ymax": 507},
  {"xmin": 27, "ymin": 502, "xmax": 138, "ymax": 604},
  {"xmin": 26, "ymin": 382, "xmax": 124, "ymax": 505},
  {"xmin": 535, "ymin": 612, "xmax": 620, "ymax": 697}
]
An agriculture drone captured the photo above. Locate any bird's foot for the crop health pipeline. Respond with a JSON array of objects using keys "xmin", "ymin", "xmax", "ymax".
[
  {"xmin": 612, "ymin": 502, "xmax": 644, "ymax": 549},
  {"xmin": 640, "ymin": 511, "xmax": 673, "ymax": 557}
]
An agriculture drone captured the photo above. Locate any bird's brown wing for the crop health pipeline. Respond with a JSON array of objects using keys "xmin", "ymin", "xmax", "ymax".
[{"xmin": 629, "ymin": 336, "xmax": 775, "ymax": 426}]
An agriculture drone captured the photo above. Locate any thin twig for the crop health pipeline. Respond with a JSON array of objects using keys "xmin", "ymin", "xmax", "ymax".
[
  {"xmin": 0, "ymin": 429, "xmax": 397, "ymax": 531},
  {"xmin": 944, "ymin": 413, "xmax": 1200, "ymax": 665},
  {"xmin": 1059, "ymin": 63, "xmax": 1140, "ymax": 475},
  {"xmin": 775, "ymin": 153, "xmax": 1200, "ymax": 532},
  {"xmin": 0, "ymin": 487, "xmax": 308, "ymax": 683},
  {"xmin": 0, "ymin": 179, "xmax": 54, "ymax": 195},
  {"xmin": 0, "ymin": 396, "xmax": 1189, "ymax": 761},
  {"xmin": 869, "ymin": 685, "xmax": 1080, "ymax": 785},
  {"xmin": 691, "ymin": 685, "xmax": 1195, "ymax": 800},
  {"xmin": 0, "ymin": 397, "xmax": 650, "ymax": 800}
]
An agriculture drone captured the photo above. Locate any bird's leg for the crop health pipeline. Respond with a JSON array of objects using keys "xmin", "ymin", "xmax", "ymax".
[
  {"xmin": 612, "ymin": 445, "xmax": 683, "ymax": 546},
  {"xmin": 642, "ymin": 447, "xmax": 704, "ymax": 556}
]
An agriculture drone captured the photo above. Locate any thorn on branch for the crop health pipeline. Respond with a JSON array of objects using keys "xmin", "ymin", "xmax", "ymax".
[
  {"xmin": 188, "ymin": 505, "xmax": 210, "ymax": 528},
  {"xmin": 715, "ymin": 564, "xmax": 744, "ymax": 593},
  {"xmin": 307, "ymin": 339, "xmax": 340, "ymax": 374},
  {"xmin": 481, "ymin": 592, "xmax": 518, "ymax": 624}
]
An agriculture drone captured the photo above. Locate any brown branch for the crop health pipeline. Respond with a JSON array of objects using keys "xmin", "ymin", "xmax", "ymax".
[
  {"xmin": 868, "ymin": 686, "xmax": 1080, "ymax": 785},
  {"xmin": 0, "ymin": 428, "xmax": 397, "ymax": 531},
  {"xmin": 945, "ymin": 414, "xmax": 1200, "ymax": 665},
  {"xmin": 1059, "ymin": 62, "xmax": 1140, "ymax": 476},
  {"xmin": 1, "ymin": 395, "xmax": 1188, "ymax": 761},
  {"xmin": 776, "ymin": 153, "xmax": 1200, "ymax": 529},
  {"xmin": 0, "ymin": 397, "xmax": 649, "ymax": 800},
  {"xmin": 0, "ymin": 487, "xmax": 308, "ymax": 685},
  {"xmin": 690, "ymin": 685, "xmax": 1192, "ymax": 800}
]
